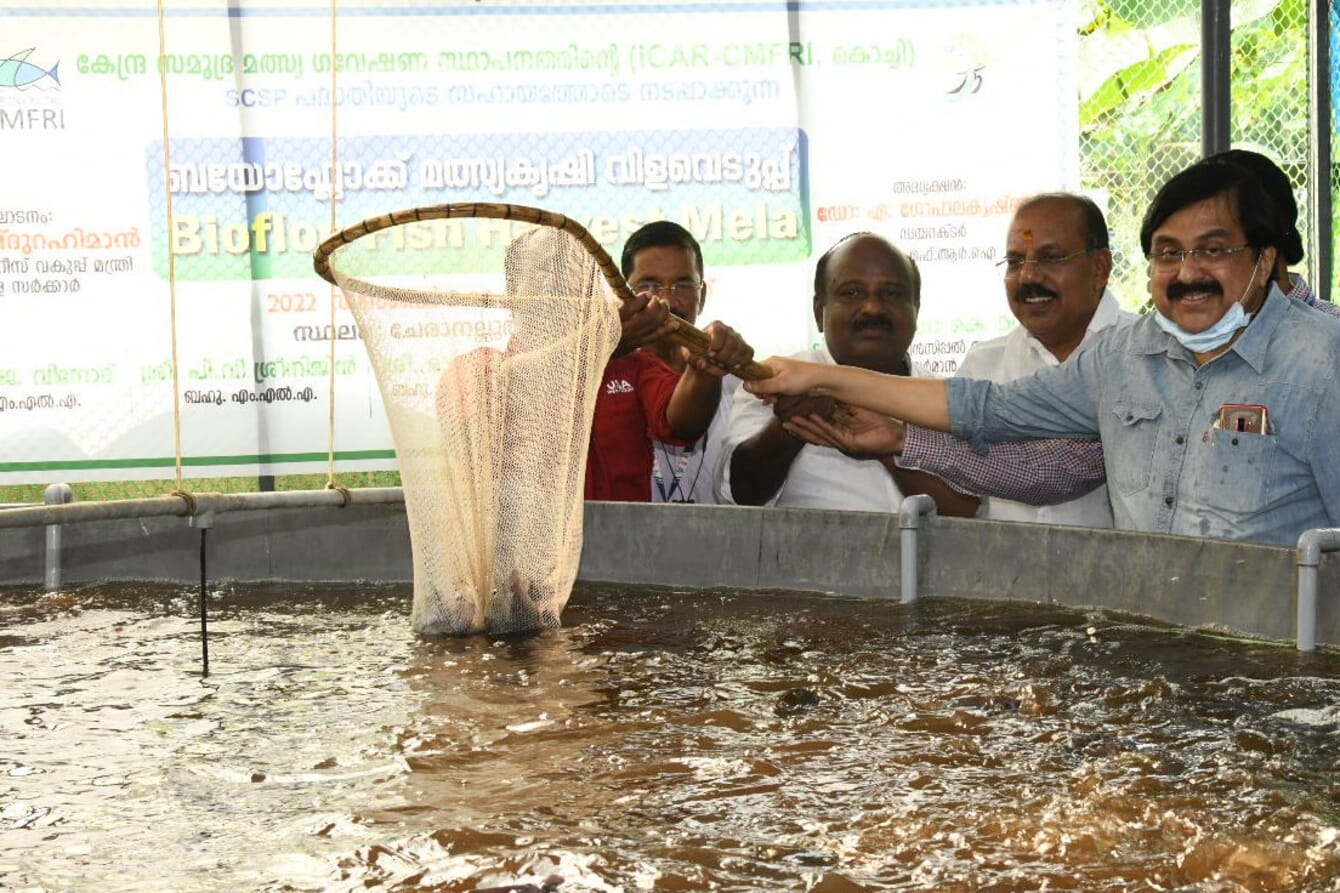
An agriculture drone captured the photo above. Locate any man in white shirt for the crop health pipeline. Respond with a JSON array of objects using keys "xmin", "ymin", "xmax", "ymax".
[
  {"xmin": 956, "ymin": 193, "xmax": 1135, "ymax": 527},
  {"xmin": 715, "ymin": 232, "xmax": 977, "ymax": 515}
]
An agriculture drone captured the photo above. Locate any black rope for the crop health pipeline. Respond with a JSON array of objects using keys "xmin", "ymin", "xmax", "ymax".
[{"xmin": 199, "ymin": 527, "xmax": 210, "ymax": 677}]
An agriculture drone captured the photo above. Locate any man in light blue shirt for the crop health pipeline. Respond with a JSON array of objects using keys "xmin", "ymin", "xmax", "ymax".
[{"xmin": 745, "ymin": 161, "xmax": 1340, "ymax": 546}]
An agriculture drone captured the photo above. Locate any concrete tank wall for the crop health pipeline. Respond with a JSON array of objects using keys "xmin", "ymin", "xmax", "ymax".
[{"xmin": 0, "ymin": 500, "xmax": 1335, "ymax": 647}]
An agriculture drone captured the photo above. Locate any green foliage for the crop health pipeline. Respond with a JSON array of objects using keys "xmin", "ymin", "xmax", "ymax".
[
  {"xmin": 1080, "ymin": 44, "xmax": 1197, "ymax": 126},
  {"xmin": 1078, "ymin": 0, "xmax": 1310, "ymax": 310}
]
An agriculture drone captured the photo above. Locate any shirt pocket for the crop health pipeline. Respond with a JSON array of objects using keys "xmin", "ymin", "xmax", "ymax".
[
  {"xmin": 1108, "ymin": 400, "xmax": 1162, "ymax": 496},
  {"xmin": 1196, "ymin": 428, "xmax": 1274, "ymax": 512}
]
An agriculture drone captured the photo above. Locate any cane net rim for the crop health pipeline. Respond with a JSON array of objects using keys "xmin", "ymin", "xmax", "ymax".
[
  {"xmin": 312, "ymin": 201, "xmax": 772, "ymax": 380},
  {"xmin": 313, "ymin": 202, "xmax": 634, "ymax": 299}
]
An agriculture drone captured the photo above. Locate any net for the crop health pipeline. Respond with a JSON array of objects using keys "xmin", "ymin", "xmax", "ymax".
[{"xmin": 314, "ymin": 206, "xmax": 622, "ymax": 635}]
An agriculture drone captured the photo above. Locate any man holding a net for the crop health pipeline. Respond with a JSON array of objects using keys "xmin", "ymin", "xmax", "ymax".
[
  {"xmin": 585, "ymin": 227, "xmax": 754, "ymax": 503},
  {"xmin": 613, "ymin": 221, "xmax": 736, "ymax": 505},
  {"xmin": 319, "ymin": 206, "xmax": 753, "ymax": 633}
]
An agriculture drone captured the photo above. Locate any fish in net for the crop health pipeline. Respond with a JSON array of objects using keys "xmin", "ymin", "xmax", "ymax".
[{"xmin": 313, "ymin": 205, "xmax": 621, "ymax": 635}]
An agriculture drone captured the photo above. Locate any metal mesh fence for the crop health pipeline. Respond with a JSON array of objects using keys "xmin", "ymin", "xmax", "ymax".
[
  {"xmin": 1332, "ymin": 0, "xmax": 1340, "ymax": 302},
  {"xmin": 1078, "ymin": 0, "xmax": 1312, "ymax": 310}
]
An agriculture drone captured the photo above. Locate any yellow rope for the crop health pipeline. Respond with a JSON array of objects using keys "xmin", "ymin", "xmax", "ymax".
[
  {"xmin": 156, "ymin": 0, "xmax": 186, "ymax": 494},
  {"xmin": 326, "ymin": 0, "xmax": 340, "ymax": 489}
]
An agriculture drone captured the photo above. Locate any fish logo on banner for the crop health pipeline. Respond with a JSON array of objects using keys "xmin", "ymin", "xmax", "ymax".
[
  {"xmin": 0, "ymin": 47, "xmax": 66, "ymax": 132},
  {"xmin": 0, "ymin": 48, "xmax": 61, "ymax": 90}
]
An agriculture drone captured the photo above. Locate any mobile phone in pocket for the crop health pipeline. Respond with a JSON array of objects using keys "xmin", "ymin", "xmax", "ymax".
[{"xmin": 1216, "ymin": 403, "xmax": 1268, "ymax": 434}]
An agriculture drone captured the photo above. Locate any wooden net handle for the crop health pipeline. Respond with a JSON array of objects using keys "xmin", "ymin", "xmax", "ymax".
[{"xmin": 312, "ymin": 202, "xmax": 773, "ymax": 381}]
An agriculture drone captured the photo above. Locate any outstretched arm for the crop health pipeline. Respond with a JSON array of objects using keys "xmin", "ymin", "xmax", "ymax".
[
  {"xmin": 781, "ymin": 406, "xmax": 977, "ymax": 516},
  {"xmin": 744, "ymin": 356, "xmax": 952, "ymax": 431},
  {"xmin": 900, "ymin": 426, "xmax": 1105, "ymax": 505},
  {"xmin": 783, "ymin": 409, "xmax": 1105, "ymax": 506}
]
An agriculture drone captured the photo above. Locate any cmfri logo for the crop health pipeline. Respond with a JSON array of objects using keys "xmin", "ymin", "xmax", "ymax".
[
  {"xmin": 1, "ymin": 48, "xmax": 60, "ymax": 90},
  {"xmin": 0, "ymin": 47, "xmax": 65, "ymax": 131}
]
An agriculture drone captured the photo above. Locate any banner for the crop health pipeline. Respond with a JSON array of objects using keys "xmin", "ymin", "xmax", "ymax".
[{"xmin": 0, "ymin": 0, "xmax": 1079, "ymax": 482}]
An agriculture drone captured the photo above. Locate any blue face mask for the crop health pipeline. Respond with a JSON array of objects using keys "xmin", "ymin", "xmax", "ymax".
[
  {"xmin": 1153, "ymin": 255, "xmax": 1261, "ymax": 353},
  {"xmin": 1153, "ymin": 300, "xmax": 1253, "ymax": 353}
]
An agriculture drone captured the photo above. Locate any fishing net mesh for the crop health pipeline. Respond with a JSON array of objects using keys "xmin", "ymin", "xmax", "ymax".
[{"xmin": 324, "ymin": 221, "xmax": 621, "ymax": 634}]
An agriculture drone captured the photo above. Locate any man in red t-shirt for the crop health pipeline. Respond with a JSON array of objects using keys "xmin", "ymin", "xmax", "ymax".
[{"xmin": 586, "ymin": 241, "xmax": 753, "ymax": 502}]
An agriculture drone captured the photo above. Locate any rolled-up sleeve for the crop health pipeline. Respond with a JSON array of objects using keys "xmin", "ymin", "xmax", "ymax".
[{"xmin": 945, "ymin": 351, "xmax": 1104, "ymax": 452}]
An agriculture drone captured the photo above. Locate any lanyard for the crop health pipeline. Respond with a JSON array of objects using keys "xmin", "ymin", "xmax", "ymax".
[{"xmin": 652, "ymin": 437, "xmax": 703, "ymax": 503}]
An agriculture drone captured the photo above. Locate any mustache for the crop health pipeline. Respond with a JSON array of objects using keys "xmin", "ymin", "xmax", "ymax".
[
  {"xmin": 851, "ymin": 315, "xmax": 894, "ymax": 332},
  {"xmin": 1011, "ymin": 284, "xmax": 1059, "ymax": 303},
  {"xmin": 1166, "ymin": 280, "xmax": 1223, "ymax": 300}
]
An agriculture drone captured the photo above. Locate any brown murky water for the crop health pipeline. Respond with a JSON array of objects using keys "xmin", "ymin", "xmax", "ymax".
[{"xmin": 2, "ymin": 582, "xmax": 1339, "ymax": 892}]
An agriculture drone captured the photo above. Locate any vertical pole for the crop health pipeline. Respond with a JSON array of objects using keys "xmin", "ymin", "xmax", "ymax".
[
  {"xmin": 199, "ymin": 527, "xmax": 209, "ymax": 676},
  {"xmin": 1295, "ymin": 529, "xmax": 1340, "ymax": 651},
  {"xmin": 1296, "ymin": 559, "xmax": 1317, "ymax": 652},
  {"xmin": 43, "ymin": 483, "xmax": 74, "ymax": 590},
  {"xmin": 1201, "ymin": 0, "xmax": 1232, "ymax": 157},
  {"xmin": 192, "ymin": 510, "xmax": 214, "ymax": 676},
  {"xmin": 899, "ymin": 527, "xmax": 920, "ymax": 604},
  {"xmin": 1309, "ymin": 0, "xmax": 1333, "ymax": 300}
]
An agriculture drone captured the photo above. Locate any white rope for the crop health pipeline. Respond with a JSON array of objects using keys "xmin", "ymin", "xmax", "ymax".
[{"xmin": 156, "ymin": 0, "xmax": 186, "ymax": 492}]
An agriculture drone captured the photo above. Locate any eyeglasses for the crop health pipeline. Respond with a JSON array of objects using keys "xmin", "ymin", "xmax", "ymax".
[
  {"xmin": 995, "ymin": 249, "xmax": 1091, "ymax": 278},
  {"xmin": 632, "ymin": 281, "xmax": 704, "ymax": 299},
  {"xmin": 1149, "ymin": 245, "xmax": 1252, "ymax": 271}
]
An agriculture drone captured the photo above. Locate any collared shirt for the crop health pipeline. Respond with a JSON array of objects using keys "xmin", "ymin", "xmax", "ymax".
[
  {"xmin": 650, "ymin": 377, "xmax": 739, "ymax": 504},
  {"xmin": 902, "ymin": 277, "xmax": 1340, "ymax": 509},
  {"xmin": 717, "ymin": 347, "xmax": 932, "ymax": 511},
  {"xmin": 944, "ymin": 285, "xmax": 1340, "ymax": 545},
  {"xmin": 1287, "ymin": 273, "xmax": 1340, "ymax": 318},
  {"xmin": 955, "ymin": 288, "xmax": 1133, "ymax": 528}
]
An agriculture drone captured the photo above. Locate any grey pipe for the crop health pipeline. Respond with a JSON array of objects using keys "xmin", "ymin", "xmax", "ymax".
[
  {"xmin": 0, "ymin": 486, "xmax": 406, "ymax": 531},
  {"xmin": 1295, "ymin": 527, "xmax": 1340, "ymax": 651},
  {"xmin": 43, "ymin": 483, "xmax": 74, "ymax": 590},
  {"xmin": 898, "ymin": 494, "xmax": 938, "ymax": 604}
]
